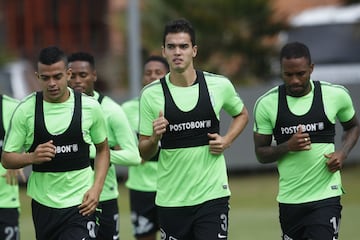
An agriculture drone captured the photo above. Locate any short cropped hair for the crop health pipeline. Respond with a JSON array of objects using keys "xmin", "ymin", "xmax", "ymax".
[
  {"xmin": 38, "ymin": 46, "xmax": 68, "ymax": 66},
  {"xmin": 280, "ymin": 42, "xmax": 312, "ymax": 65},
  {"xmin": 162, "ymin": 18, "xmax": 196, "ymax": 46},
  {"xmin": 144, "ymin": 56, "xmax": 169, "ymax": 72},
  {"xmin": 68, "ymin": 52, "xmax": 96, "ymax": 69}
]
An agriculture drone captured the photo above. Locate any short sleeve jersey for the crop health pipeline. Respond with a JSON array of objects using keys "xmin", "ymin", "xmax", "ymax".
[
  {"xmin": 139, "ymin": 71, "xmax": 244, "ymax": 207},
  {"xmin": 90, "ymin": 91, "xmax": 141, "ymax": 201},
  {"xmin": 253, "ymin": 80, "xmax": 355, "ymax": 203},
  {"xmin": 0, "ymin": 95, "xmax": 20, "ymax": 208},
  {"xmin": 122, "ymin": 97, "xmax": 158, "ymax": 192},
  {"xmin": 3, "ymin": 89, "xmax": 107, "ymax": 208}
]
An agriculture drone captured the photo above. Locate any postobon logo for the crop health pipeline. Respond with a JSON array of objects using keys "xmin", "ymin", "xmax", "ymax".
[
  {"xmin": 56, "ymin": 144, "xmax": 79, "ymax": 153},
  {"xmin": 169, "ymin": 120, "xmax": 212, "ymax": 132},
  {"xmin": 280, "ymin": 122, "xmax": 325, "ymax": 135}
]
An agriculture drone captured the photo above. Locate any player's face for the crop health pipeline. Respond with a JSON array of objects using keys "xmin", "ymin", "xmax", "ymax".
[
  {"xmin": 68, "ymin": 61, "xmax": 96, "ymax": 96},
  {"xmin": 281, "ymin": 57, "xmax": 314, "ymax": 97},
  {"xmin": 36, "ymin": 60, "xmax": 71, "ymax": 103},
  {"xmin": 162, "ymin": 32, "xmax": 197, "ymax": 73},
  {"xmin": 143, "ymin": 61, "xmax": 168, "ymax": 86}
]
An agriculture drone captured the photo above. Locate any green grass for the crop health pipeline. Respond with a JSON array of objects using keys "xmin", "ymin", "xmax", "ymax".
[{"xmin": 19, "ymin": 164, "xmax": 360, "ymax": 239}]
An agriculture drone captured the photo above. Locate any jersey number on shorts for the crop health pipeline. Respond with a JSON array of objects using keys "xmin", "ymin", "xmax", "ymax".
[
  {"xmin": 4, "ymin": 226, "xmax": 19, "ymax": 240},
  {"xmin": 330, "ymin": 216, "xmax": 340, "ymax": 235}
]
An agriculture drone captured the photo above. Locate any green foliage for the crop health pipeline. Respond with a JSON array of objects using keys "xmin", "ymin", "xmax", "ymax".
[{"xmin": 141, "ymin": 0, "xmax": 286, "ymax": 85}]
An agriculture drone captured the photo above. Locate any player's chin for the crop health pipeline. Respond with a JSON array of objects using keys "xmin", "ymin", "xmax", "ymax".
[
  {"xmin": 73, "ymin": 87, "xmax": 84, "ymax": 93},
  {"xmin": 288, "ymin": 87, "xmax": 306, "ymax": 97}
]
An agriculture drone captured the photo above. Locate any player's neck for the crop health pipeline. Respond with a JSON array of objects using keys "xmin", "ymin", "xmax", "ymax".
[{"xmin": 169, "ymin": 68, "xmax": 196, "ymax": 87}]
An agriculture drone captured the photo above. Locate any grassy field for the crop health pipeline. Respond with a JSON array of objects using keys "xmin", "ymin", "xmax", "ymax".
[{"xmin": 19, "ymin": 164, "xmax": 360, "ymax": 239}]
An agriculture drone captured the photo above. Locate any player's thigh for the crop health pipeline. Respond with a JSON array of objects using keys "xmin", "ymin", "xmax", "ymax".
[
  {"xmin": 60, "ymin": 211, "xmax": 97, "ymax": 240},
  {"xmin": 158, "ymin": 205, "xmax": 193, "ymax": 240},
  {"xmin": 279, "ymin": 197, "xmax": 342, "ymax": 240},
  {"xmin": 193, "ymin": 197, "xmax": 230, "ymax": 240},
  {"xmin": 279, "ymin": 202, "xmax": 307, "ymax": 239},
  {"xmin": 0, "ymin": 208, "xmax": 20, "ymax": 240},
  {"xmin": 96, "ymin": 199, "xmax": 120, "ymax": 239},
  {"xmin": 158, "ymin": 197, "xmax": 230, "ymax": 240},
  {"xmin": 304, "ymin": 197, "xmax": 342, "ymax": 240},
  {"xmin": 130, "ymin": 190, "xmax": 159, "ymax": 238},
  {"xmin": 32, "ymin": 199, "xmax": 97, "ymax": 240}
]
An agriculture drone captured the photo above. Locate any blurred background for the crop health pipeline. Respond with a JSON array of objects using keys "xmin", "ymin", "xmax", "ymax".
[
  {"xmin": 2, "ymin": 1, "xmax": 360, "ymax": 239},
  {"xmin": 1, "ymin": 0, "xmax": 360, "ymax": 172}
]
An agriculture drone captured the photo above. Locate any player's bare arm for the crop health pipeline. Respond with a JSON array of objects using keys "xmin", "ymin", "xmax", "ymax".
[
  {"xmin": 208, "ymin": 106, "xmax": 249, "ymax": 155},
  {"xmin": 79, "ymin": 139, "xmax": 110, "ymax": 216},
  {"xmin": 139, "ymin": 111, "xmax": 168, "ymax": 161},
  {"xmin": 325, "ymin": 116, "xmax": 360, "ymax": 172},
  {"xmin": 254, "ymin": 124, "xmax": 311, "ymax": 164},
  {"xmin": 2, "ymin": 140, "xmax": 56, "ymax": 169}
]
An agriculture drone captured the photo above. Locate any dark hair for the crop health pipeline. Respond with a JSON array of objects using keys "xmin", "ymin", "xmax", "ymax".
[
  {"xmin": 144, "ymin": 56, "xmax": 169, "ymax": 71},
  {"xmin": 68, "ymin": 52, "xmax": 96, "ymax": 69},
  {"xmin": 162, "ymin": 18, "xmax": 196, "ymax": 46},
  {"xmin": 280, "ymin": 42, "xmax": 312, "ymax": 64},
  {"xmin": 38, "ymin": 46, "xmax": 68, "ymax": 66}
]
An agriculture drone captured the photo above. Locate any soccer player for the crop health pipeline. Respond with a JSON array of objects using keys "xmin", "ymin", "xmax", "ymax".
[
  {"xmin": 68, "ymin": 51, "xmax": 141, "ymax": 239},
  {"xmin": 0, "ymin": 94, "xmax": 25, "ymax": 240},
  {"xmin": 1, "ymin": 46, "xmax": 110, "ymax": 240},
  {"xmin": 122, "ymin": 55, "xmax": 169, "ymax": 240},
  {"xmin": 253, "ymin": 41, "xmax": 360, "ymax": 240},
  {"xmin": 138, "ymin": 19, "xmax": 249, "ymax": 240}
]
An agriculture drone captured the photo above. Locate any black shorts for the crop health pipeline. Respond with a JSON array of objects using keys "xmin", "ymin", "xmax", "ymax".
[
  {"xmin": 96, "ymin": 198, "xmax": 119, "ymax": 240},
  {"xmin": 279, "ymin": 196, "xmax": 342, "ymax": 240},
  {"xmin": 0, "ymin": 208, "xmax": 20, "ymax": 240},
  {"xmin": 32, "ymin": 199, "xmax": 97, "ymax": 240},
  {"xmin": 158, "ymin": 196, "xmax": 230, "ymax": 240},
  {"xmin": 129, "ymin": 189, "xmax": 159, "ymax": 237}
]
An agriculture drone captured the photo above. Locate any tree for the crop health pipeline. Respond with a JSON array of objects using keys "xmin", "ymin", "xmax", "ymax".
[{"xmin": 140, "ymin": 0, "xmax": 286, "ymax": 85}]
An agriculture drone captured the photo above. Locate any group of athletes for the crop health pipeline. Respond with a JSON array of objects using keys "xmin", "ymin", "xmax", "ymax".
[{"xmin": 1, "ymin": 18, "xmax": 359, "ymax": 240}]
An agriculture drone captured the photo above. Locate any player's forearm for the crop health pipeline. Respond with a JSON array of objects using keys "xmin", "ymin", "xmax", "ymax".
[
  {"xmin": 110, "ymin": 148, "xmax": 141, "ymax": 166},
  {"xmin": 1, "ymin": 152, "xmax": 33, "ymax": 169},
  {"xmin": 340, "ymin": 124, "xmax": 360, "ymax": 158},
  {"xmin": 93, "ymin": 140, "xmax": 110, "ymax": 191},
  {"xmin": 139, "ymin": 135, "xmax": 160, "ymax": 161},
  {"xmin": 110, "ymin": 127, "xmax": 142, "ymax": 166},
  {"xmin": 255, "ymin": 143, "xmax": 289, "ymax": 164},
  {"xmin": 338, "ymin": 116, "xmax": 360, "ymax": 159},
  {"xmin": 223, "ymin": 107, "xmax": 249, "ymax": 147}
]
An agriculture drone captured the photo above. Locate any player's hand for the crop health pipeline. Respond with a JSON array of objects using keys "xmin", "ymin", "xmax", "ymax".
[
  {"xmin": 152, "ymin": 111, "xmax": 168, "ymax": 141},
  {"xmin": 1, "ymin": 168, "xmax": 26, "ymax": 185},
  {"xmin": 78, "ymin": 187, "xmax": 100, "ymax": 216},
  {"xmin": 208, "ymin": 133, "xmax": 228, "ymax": 155},
  {"xmin": 324, "ymin": 151, "xmax": 346, "ymax": 173},
  {"xmin": 287, "ymin": 125, "xmax": 311, "ymax": 151},
  {"xmin": 31, "ymin": 140, "xmax": 56, "ymax": 164}
]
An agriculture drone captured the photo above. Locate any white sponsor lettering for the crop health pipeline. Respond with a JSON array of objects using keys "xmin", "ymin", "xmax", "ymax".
[
  {"xmin": 55, "ymin": 144, "xmax": 79, "ymax": 153},
  {"xmin": 169, "ymin": 120, "xmax": 211, "ymax": 132},
  {"xmin": 280, "ymin": 122, "xmax": 325, "ymax": 135}
]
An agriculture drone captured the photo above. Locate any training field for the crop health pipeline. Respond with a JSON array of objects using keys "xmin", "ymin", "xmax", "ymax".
[{"xmin": 19, "ymin": 164, "xmax": 360, "ymax": 239}]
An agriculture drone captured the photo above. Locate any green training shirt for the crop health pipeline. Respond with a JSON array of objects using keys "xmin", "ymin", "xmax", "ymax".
[
  {"xmin": 139, "ymin": 71, "xmax": 244, "ymax": 207},
  {"xmin": 3, "ymin": 89, "xmax": 107, "ymax": 208},
  {"xmin": 253, "ymin": 80, "xmax": 355, "ymax": 204},
  {"xmin": 122, "ymin": 97, "xmax": 158, "ymax": 192},
  {"xmin": 89, "ymin": 91, "xmax": 141, "ymax": 202},
  {"xmin": 0, "ymin": 95, "xmax": 20, "ymax": 208}
]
